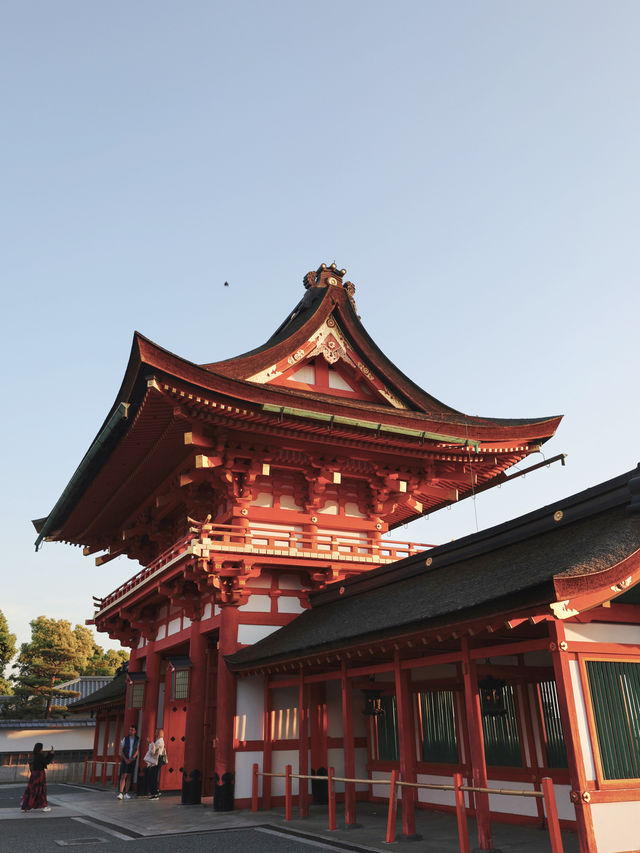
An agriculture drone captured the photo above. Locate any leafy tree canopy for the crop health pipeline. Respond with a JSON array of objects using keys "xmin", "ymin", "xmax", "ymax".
[
  {"xmin": 0, "ymin": 610, "xmax": 17, "ymax": 694},
  {"xmin": 7, "ymin": 616, "xmax": 129, "ymax": 719}
]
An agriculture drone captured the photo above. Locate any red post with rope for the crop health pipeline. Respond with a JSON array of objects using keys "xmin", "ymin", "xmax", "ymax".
[
  {"xmin": 285, "ymin": 765, "xmax": 292, "ymax": 822},
  {"xmin": 454, "ymin": 772, "xmax": 470, "ymax": 853},
  {"xmin": 327, "ymin": 766, "xmax": 336, "ymax": 831},
  {"xmin": 542, "ymin": 777, "xmax": 564, "ymax": 853},
  {"xmin": 385, "ymin": 769, "xmax": 398, "ymax": 843},
  {"xmin": 251, "ymin": 764, "xmax": 259, "ymax": 812}
]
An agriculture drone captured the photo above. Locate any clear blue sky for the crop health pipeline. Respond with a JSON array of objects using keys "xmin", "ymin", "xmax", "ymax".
[{"xmin": 2, "ymin": 1, "xmax": 639, "ymax": 657}]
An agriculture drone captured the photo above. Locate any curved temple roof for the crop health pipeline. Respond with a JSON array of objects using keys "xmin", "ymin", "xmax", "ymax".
[{"xmin": 34, "ymin": 263, "xmax": 562, "ymax": 550}]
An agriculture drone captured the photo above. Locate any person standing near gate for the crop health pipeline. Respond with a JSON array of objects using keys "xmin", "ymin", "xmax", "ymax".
[
  {"xmin": 143, "ymin": 728, "xmax": 166, "ymax": 799},
  {"xmin": 117, "ymin": 725, "xmax": 140, "ymax": 799}
]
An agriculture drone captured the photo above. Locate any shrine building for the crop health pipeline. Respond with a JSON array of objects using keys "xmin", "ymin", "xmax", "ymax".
[{"xmin": 35, "ymin": 265, "xmax": 640, "ymax": 852}]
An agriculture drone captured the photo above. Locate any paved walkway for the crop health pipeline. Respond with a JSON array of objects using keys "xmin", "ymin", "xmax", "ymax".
[{"xmin": 0, "ymin": 783, "xmax": 580, "ymax": 852}]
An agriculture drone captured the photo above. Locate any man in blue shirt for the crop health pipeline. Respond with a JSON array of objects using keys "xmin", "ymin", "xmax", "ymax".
[{"xmin": 117, "ymin": 725, "xmax": 140, "ymax": 799}]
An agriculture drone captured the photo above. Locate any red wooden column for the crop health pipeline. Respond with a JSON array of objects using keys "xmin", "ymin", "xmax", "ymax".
[
  {"xmin": 298, "ymin": 666, "xmax": 310, "ymax": 817},
  {"xmin": 310, "ymin": 681, "xmax": 327, "ymax": 773},
  {"xmin": 141, "ymin": 642, "xmax": 162, "ymax": 753},
  {"xmin": 213, "ymin": 603, "xmax": 239, "ymax": 811},
  {"xmin": 123, "ymin": 648, "xmax": 142, "ymax": 733},
  {"xmin": 394, "ymin": 650, "xmax": 419, "ymax": 839},
  {"xmin": 549, "ymin": 621, "xmax": 596, "ymax": 853},
  {"xmin": 182, "ymin": 623, "xmax": 208, "ymax": 804},
  {"xmin": 263, "ymin": 675, "xmax": 273, "ymax": 809},
  {"xmin": 460, "ymin": 637, "xmax": 494, "ymax": 851},
  {"xmin": 340, "ymin": 661, "xmax": 358, "ymax": 827}
]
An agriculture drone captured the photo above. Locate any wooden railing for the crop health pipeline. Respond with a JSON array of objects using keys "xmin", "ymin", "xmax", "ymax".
[
  {"xmin": 95, "ymin": 524, "xmax": 433, "ymax": 612},
  {"xmin": 251, "ymin": 765, "xmax": 564, "ymax": 853}
]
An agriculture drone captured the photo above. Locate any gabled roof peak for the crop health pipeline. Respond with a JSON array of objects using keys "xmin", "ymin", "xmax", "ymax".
[{"xmin": 303, "ymin": 263, "xmax": 358, "ymax": 316}]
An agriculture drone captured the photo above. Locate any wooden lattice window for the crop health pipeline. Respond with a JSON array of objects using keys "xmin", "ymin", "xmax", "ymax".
[
  {"xmin": 374, "ymin": 695, "xmax": 399, "ymax": 761},
  {"xmin": 537, "ymin": 680, "xmax": 568, "ymax": 768},
  {"xmin": 129, "ymin": 682, "xmax": 144, "ymax": 709},
  {"xmin": 585, "ymin": 659, "xmax": 640, "ymax": 781},
  {"xmin": 171, "ymin": 669, "xmax": 190, "ymax": 701},
  {"xmin": 418, "ymin": 690, "xmax": 459, "ymax": 764},
  {"xmin": 481, "ymin": 683, "xmax": 522, "ymax": 766}
]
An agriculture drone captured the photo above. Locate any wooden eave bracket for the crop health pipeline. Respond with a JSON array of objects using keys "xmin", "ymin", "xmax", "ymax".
[{"xmin": 550, "ymin": 547, "xmax": 640, "ymax": 619}]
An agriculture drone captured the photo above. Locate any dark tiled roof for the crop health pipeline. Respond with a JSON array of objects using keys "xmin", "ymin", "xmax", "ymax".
[
  {"xmin": 227, "ymin": 465, "xmax": 640, "ymax": 670},
  {"xmin": 69, "ymin": 671, "xmax": 127, "ymax": 711}
]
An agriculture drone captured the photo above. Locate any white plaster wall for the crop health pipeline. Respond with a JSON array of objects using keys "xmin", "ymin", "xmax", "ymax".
[
  {"xmin": 278, "ymin": 597, "xmax": 304, "ymax": 614},
  {"xmin": 327, "ymin": 747, "xmax": 345, "ymax": 792},
  {"xmin": 485, "ymin": 778, "xmax": 538, "ymax": 817},
  {"xmin": 236, "ymin": 677, "xmax": 265, "ymax": 741},
  {"xmin": 247, "ymin": 572, "xmax": 271, "ymax": 588},
  {"xmin": 326, "ymin": 680, "xmax": 343, "ymax": 737},
  {"xmin": 278, "ymin": 574, "xmax": 302, "ymax": 590},
  {"xmin": 551, "ymin": 785, "xmax": 574, "ymax": 822},
  {"xmin": 156, "ymin": 625, "xmax": 166, "ymax": 640},
  {"xmin": 564, "ymin": 623, "xmax": 640, "ymax": 645},
  {"xmin": 371, "ymin": 769, "xmax": 393, "ymax": 799},
  {"xmin": 235, "ymin": 751, "xmax": 263, "ymax": 799},
  {"xmin": 270, "ymin": 749, "xmax": 299, "ymax": 795},
  {"xmin": 569, "ymin": 659, "xmax": 596, "ymax": 780},
  {"xmin": 237, "ymin": 624, "xmax": 280, "ymax": 645},
  {"xmin": 202, "ymin": 602, "xmax": 212, "ymax": 620},
  {"xmin": 270, "ymin": 686, "xmax": 298, "ymax": 740},
  {"xmin": 416, "ymin": 772, "xmax": 456, "ymax": 808},
  {"xmin": 0, "ymin": 726, "xmax": 95, "ymax": 753},
  {"xmin": 239, "ymin": 594, "xmax": 271, "ymax": 612},
  {"xmin": 591, "ymin": 801, "xmax": 640, "ymax": 853},
  {"xmin": 354, "ymin": 746, "xmax": 368, "ymax": 791},
  {"xmin": 167, "ymin": 617, "xmax": 181, "ymax": 636}
]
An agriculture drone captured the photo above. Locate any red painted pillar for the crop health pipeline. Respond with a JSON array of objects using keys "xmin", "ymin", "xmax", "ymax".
[
  {"xmin": 341, "ymin": 661, "xmax": 357, "ymax": 826},
  {"xmin": 461, "ymin": 637, "xmax": 494, "ymax": 851},
  {"xmin": 263, "ymin": 675, "xmax": 273, "ymax": 809},
  {"xmin": 549, "ymin": 621, "xmax": 596, "ymax": 853},
  {"xmin": 141, "ymin": 643, "xmax": 162, "ymax": 749},
  {"xmin": 394, "ymin": 651, "xmax": 418, "ymax": 839},
  {"xmin": 298, "ymin": 667, "xmax": 309, "ymax": 817},
  {"xmin": 182, "ymin": 624, "xmax": 208, "ymax": 804},
  {"xmin": 123, "ymin": 648, "xmax": 142, "ymax": 732},
  {"xmin": 213, "ymin": 604, "xmax": 239, "ymax": 811}
]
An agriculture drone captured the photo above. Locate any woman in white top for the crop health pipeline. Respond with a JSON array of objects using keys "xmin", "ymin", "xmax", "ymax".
[{"xmin": 144, "ymin": 728, "xmax": 165, "ymax": 799}]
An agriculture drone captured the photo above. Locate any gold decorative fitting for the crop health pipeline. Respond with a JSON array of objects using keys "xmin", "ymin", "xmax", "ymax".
[
  {"xmin": 549, "ymin": 642, "xmax": 557, "ymax": 651},
  {"xmin": 328, "ymin": 277, "xmax": 338, "ymax": 286},
  {"xmin": 426, "ymin": 557, "xmax": 433, "ymax": 566},
  {"xmin": 241, "ymin": 508, "xmax": 248, "ymax": 516},
  {"xmin": 339, "ymin": 586, "xmax": 345, "ymax": 595},
  {"xmin": 310, "ymin": 516, "xmax": 317, "ymax": 524},
  {"xmin": 582, "ymin": 791, "xmax": 591, "ymax": 802},
  {"xmin": 570, "ymin": 791, "xmax": 579, "ymax": 803},
  {"xmin": 559, "ymin": 641, "xmax": 568, "ymax": 651},
  {"xmin": 554, "ymin": 510, "xmax": 564, "ymax": 522},
  {"xmin": 375, "ymin": 523, "xmax": 382, "ymax": 530}
]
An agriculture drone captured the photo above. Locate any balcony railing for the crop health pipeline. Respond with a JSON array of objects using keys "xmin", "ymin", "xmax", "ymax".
[{"xmin": 95, "ymin": 523, "xmax": 433, "ymax": 614}]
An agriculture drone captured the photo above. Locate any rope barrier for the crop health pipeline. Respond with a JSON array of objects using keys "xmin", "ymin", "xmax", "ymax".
[{"xmin": 251, "ymin": 764, "xmax": 563, "ymax": 853}]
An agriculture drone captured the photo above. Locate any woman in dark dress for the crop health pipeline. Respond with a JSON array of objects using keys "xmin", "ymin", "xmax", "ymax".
[{"xmin": 21, "ymin": 743, "xmax": 54, "ymax": 811}]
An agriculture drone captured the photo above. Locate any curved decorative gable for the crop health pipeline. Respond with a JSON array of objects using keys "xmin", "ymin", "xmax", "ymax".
[{"xmin": 246, "ymin": 316, "xmax": 407, "ymax": 408}]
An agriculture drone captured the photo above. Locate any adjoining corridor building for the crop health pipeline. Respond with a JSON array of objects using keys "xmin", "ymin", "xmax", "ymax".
[{"xmin": 35, "ymin": 265, "xmax": 640, "ymax": 852}]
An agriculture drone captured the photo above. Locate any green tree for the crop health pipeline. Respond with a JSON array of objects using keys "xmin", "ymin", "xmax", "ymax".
[
  {"xmin": 0, "ymin": 610, "xmax": 16, "ymax": 694},
  {"xmin": 11, "ymin": 616, "xmax": 93, "ymax": 718},
  {"xmin": 81, "ymin": 647, "xmax": 129, "ymax": 676}
]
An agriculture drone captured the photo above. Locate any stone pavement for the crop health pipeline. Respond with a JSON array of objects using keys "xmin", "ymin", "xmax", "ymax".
[{"xmin": 0, "ymin": 783, "xmax": 580, "ymax": 852}]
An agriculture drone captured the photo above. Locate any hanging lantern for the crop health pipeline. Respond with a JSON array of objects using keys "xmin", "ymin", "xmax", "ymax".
[
  {"xmin": 479, "ymin": 675, "xmax": 507, "ymax": 716},
  {"xmin": 362, "ymin": 690, "xmax": 385, "ymax": 716}
]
